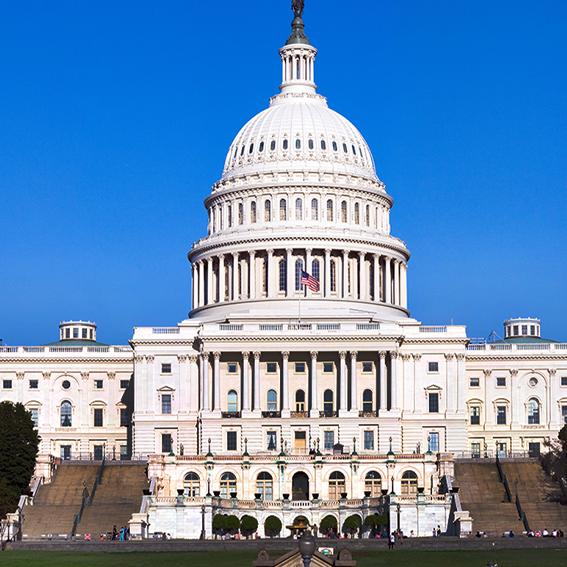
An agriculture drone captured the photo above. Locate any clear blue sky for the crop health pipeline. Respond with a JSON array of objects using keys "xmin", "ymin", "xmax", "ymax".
[{"xmin": 1, "ymin": 0, "xmax": 566, "ymax": 346}]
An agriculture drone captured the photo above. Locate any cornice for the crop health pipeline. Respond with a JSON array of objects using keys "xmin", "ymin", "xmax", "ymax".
[
  {"xmin": 402, "ymin": 339, "xmax": 469, "ymax": 346},
  {"xmin": 466, "ymin": 354, "xmax": 567, "ymax": 362},
  {"xmin": 0, "ymin": 357, "xmax": 133, "ymax": 365},
  {"xmin": 198, "ymin": 334, "xmax": 403, "ymax": 344}
]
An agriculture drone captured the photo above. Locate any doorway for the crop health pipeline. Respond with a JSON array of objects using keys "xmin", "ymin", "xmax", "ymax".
[
  {"xmin": 292, "ymin": 472, "xmax": 309, "ymax": 501},
  {"xmin": 294, "ymin": 431, "xmax": 307, "ymax": 454}
]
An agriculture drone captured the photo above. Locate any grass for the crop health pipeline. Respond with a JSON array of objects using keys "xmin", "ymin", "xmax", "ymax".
[{"xmin": 1, "ymin": 549, "xmax": 567, "ymax": 567}]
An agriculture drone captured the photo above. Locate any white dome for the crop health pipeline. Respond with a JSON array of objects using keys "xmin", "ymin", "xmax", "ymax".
[{"xmin": 222, "ymin": 92, "xmax": 378, "ymax": 182}]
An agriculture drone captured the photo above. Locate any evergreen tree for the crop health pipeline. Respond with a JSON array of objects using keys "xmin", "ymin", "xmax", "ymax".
[{"xmin": 0, "ymin": 402, "xmax": 40, "ymax": 519}]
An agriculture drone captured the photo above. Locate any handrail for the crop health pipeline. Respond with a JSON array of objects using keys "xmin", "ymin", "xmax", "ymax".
[
  {"xmin": 515, "ymin": 485, "xmax": 531, "ymax": 532},
  {"xmin": 70, "ymin": 486, "xmax": 89, "ymax": 537},
  {"xmin": 88, "ymin": 453, "xmax": 106, "ymax": 506},
  {"xmin": 496, "ymin": 453, "xmax": 512, "ymax": 502}
]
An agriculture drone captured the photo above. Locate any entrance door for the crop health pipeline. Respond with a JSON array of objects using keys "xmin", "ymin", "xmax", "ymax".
[
  {"xmin": 93, "ymin": 445, "xmax": 104, "ymax": 460},
  {"xmin": 294, "ymin": 431, "xmax": 307, "ymax": 454},
  {"xmin": 497, "ymin": 442, "xmax": 507, "ymax": 458},
  {"xmin": 292, "ymin": 472, "xmax": 309, "ymax": 501},
  {"xmin": 61, "ymin": 445, "xmax": 71, "ymax": 460},
  {"xmin": 528, "ymin": 442, "xmax": 540, "ymax": 458}
]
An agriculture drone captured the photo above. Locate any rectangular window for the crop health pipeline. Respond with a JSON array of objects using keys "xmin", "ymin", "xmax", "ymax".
[
  {"xmin": 362, "ymin": 362, "xmax": 373, "ymax": 373},
  {"xmin": 470, "ymin": 406, "xmax": 480, "ymax": 425},
  {"xmin": 65, "ymin": 328, "xmax": 71, "ymax": 339},
  {"xmin": 227, "ymin": 363, "xmax": 238, "ymax": 374},
  {"xmin": 428, "ymin": 393, "xmax": 439, "ymax": 413},
  {"xmin": 3, "ymin": 380, "xmax": 12, "ymax": 389},
  {"xmin": 528, "ymin": 442, "xmax": 540, "ymax": 458},
  {"xmin": 29, "ymin": 380, "xmax": 39, "ymax": 389},
  {"xmin": 93, "ymin": 445, "xmax": 104, "ymax": 460},
  {"xmin": 30, "ymin": 408, "xmax": 39, "ymax": 427},
  {"xmin": 428, "ymin": 362, "xmax": 439, "ymax": 372},
  {"xmin": 471, "ymin": 442, "xmax": 480, "ymax": 458},
  {"xmin": 562, "ymin": 377, "xmax": 567, "ymax": 387},
  {"xmin": 470, "ymin": 377, "xmax": 479, "ymax": 387},
  {"xmin": 161, "ymin": 394, "xmax": 172, "ymax": 414},
  {"xmin": 522, "ymin": 325, "xmax": 528, "ymax": 335},
  {"xmin": 82, "ymin": 329, "xmax": 88, "ymax": 339},
  {"xmin": 120, "ymin": 408, "xmax": 129, "ymax": 427},
  {"xmin": 324, "ymin": 431, "xmax": 334, "ymax": 451},
  {"xmin": 61, "ymin": 445, "xmax": 71, "ymax": 460},
  {"xmin": 323, "ymin": 362, "xmax": 334, "ymax": 373},
  {"xmin": 429, "ymin": 432, "xmax": 439, "ymax": 452},
  {"xmin": 94, "ymin": 380, "xmax": 104, "ymax": 389},
  {"xmin": 497, "ymin": 406, "xmax": 506, "ymax": 425},
  {"xmin": 73, "ymin": 328, "xmax": 79, "ymax": 338},
  {"xmin": 513, "ymin": 325, "xmax": 518, "ymax": 335},
  {"xmin": 161, "ymin": 363, "xmax": 172, "ymax": 374},
  {"xmin": 295, "ymin": 362, "xmax": 305, "ymax": 373},
  {"xmin": 120, "ymin": 445, "xmax": 128, "ymax": 461},
  {"xmin": 94, "ymin": 408, "xmax": 103, "ymax": 427},
  {"xmin": 562, "ymin": 406, "xmax": 567, "ymax": 424},
  {"xmin": 496, "ymin": 377, "xmax": 506, "ymax": 387},
  {"xmin": 364, "ymin": 430, "xmax": 374, "ymax": 451},
  {"xmin": 266, "ymin": 363, "xmax": 277, "ymax": 374},
  {"xmin": 161, "ymin": 433, "xmax": 172, "ymax": 453},
  {"xmin": 267, "ymin": 431, "xmax": 277, "ymax": 451},
  {"xmin": 530, "ymin": 325, "xmax": 535, "ymax": 336},
  {"xmin": 120, "ymin": 379, "xmax": 130, "ymax": 389},
  {"xmin": 227, "ymin": 431, "xmax": 237, "ymax": 451}
]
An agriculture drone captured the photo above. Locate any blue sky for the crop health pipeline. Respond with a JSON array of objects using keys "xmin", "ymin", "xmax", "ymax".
[{"xmin": 1, "ymin": 0, "xmax": 566, "ymax": 346}]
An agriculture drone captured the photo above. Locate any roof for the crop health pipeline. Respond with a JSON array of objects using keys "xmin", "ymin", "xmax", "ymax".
[
  {"xmin": 42, "ymin": 339, "xmax": 109, "ymax": 347},
  {"xmin": 491, "ymin": 336, "xmax": 558, "ymax": 345}
]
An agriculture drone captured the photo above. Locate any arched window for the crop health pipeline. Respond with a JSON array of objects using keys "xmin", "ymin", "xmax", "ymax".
[
  {"xmin": 341, "ymin": 201, "xmax": 347, "ymax": 223},
  {"xmin": 61, "ymin": 401, "xmax": 72, "ymax": 427},
  {"xmin": 321, "ymin": 139, "xmax": 327, "ymax": 150},
  {"xmin": 279, "ymin": 259, "xmax": 287, "ymax": 292},
  {"xmin": 401, "ymin": 471, "xmax": 418, "ymax": 495},
  {"xmin": 365, "ymin": 205, "xmax": 370, "ymax": 226},
  {"xmin": 265, "ymin": 200, "xmax": 271, "ymax": 222},
  {"xmin": 326, "ymin": 199, "xmax": 333, "ymax": 221},
  {"xmin": 220, "ymin": 472, "xmax": 237, "ymax": 498},
  {"xmin": 332, "ymin": 141, "xmax": 338, "ymax": 152},
  {"xmin": 328, "ymin": 471, "xmax": 345, "ymax": 499},
  {"xmin": 212, "ymin": 208, "xmax": 216, "ymax": 233},
  {"xmin": 267, "ymin": 389, "xmax": 277, "ymax": 412},
  {"xmin": 228, "ymin": 390, "xmax": 238, "ymax": 413},
  {"xmin": 220, "ymin": 207, "xmax": 224, "ymax": 230},
  {"xmin": 311, "ymin": 198, "xmax": 318, "ymax": 220},
  {"xmin": 228, "ymin": 204, "xmax": 233, "ymax": 228},
  {"xmin": 295, "ymin": 139, "xmax": 301, "ymax": 149},
  {"xmin": 262, "ymin": 258, "xmax": 267, "ymax": 295},
  {"xmin": 308, "ymin": 139, "xmax": 314, "ymax": 150},
  {"xmin": 362, "ymin": 389, "xmax": 373, "ymax": 413},
  {"xmin": 323, "ymin": 389, "xmax": 334, "ymax": 414},
  {"xmin": 295, "ymin": 259, "xmax": 304, "ymax": 291},
  {"xmin": 330, "ymin": 259, "xmax": 336, "ymax": 292},
  {"xmin": 295, "ymin": 198, "xmax": 303, "ymax": 220},
  {"xmin": 250, "ymin": 201, "xmax": 257, "ymax": 223},
  {"xmin": 256, "ymin": 472, "xmax": 273, "ymax": 501},
  {"xmin": 280, "ymin": 199, "xmax": 287, "ymax": 221},
  {"xmin": 312, "ymin": 259, "xmax": 320, "ymax": 283},
  {"xmin": 238, "ymin": 203, "xmax": 243, "ymax": 225},
  {"xmin": 364, "ymin": 471, "xmax": 382, "ymax": 497},
  {"xmin": 295, "ymin": 390, "xmax": 305, "ymax": 412},
  {"xmin": 184, "ymin": 472, "xmax": 200, "ymax": 497},
  {"xmin": 270, "ymin": 139, "xmax": 276, "ymax": 151},
  {"xmin": 354, "ymin": 203, "xmax": 360, "ymax": 224},
  {"xmin": 528, "ymin": 398, "xmax": 540, "ymax": 424},
  {"xmin": 283, "ymin": 139, "xmax": 289, "ymax": 150},
  {"xmin": 369, "ymin": 263, "xmax": 375, "ymax": 300}
]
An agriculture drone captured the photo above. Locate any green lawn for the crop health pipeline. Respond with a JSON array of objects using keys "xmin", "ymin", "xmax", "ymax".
[{"xmin": 1, "ymin": 549, "xmax": 566, "ymax": 567}]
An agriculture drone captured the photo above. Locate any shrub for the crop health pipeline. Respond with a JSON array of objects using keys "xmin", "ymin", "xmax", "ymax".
[
  {"xmin": 240, "ymin": 515, "xmax": 259, "ymax": 538},
  {"xmin": 319, "ymin": 515, "xmax": 338, "ymax": 535},
  {"xmin": 225, "ymin": 514, "xmax": 241, "ymax": 534},
  {"xmin": 212, "ymin": 514, "xmax": 226, "ymax": 538},
  {"xmin": 343, "ymin": 515, "xmax": 362, "ymax": 537},
  {"xmin": 264, "ymin": 515, "xmax": 282, "ymax": 538}
]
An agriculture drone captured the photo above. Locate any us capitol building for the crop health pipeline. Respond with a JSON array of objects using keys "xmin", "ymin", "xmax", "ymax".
[{"xmin": 2, "ymin": 4, "xmax": 566, "ymax": 539}]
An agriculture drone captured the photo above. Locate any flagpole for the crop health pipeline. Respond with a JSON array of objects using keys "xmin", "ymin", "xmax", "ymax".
[{"xmin": 298, "ymin": 288, "xmax": 301, "ymax": 324}]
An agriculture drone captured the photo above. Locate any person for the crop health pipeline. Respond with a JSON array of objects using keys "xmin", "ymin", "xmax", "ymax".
[
  {"xmin": 112, "ymin": 525, "xmax": 117, "ymax": 541},
  {"xmin": 433, "ymin": 527, "xmax": 437, "ymax": 538},
  {"xmin": 437, "ymin": 525, "xmax": 441, "ymax": 537},
  {"xmin": 542, "ymin": 528, "xmax": 549, "ymax": 537},
  {"xmin": 100, "ymin": 534, "xmax": 104, "ymax": 541},
  {"xmin": 509, "ymin": 531, "xmax": 514, "ymax": 538},
  {"xmin": 389, "ymin": 532, "xmax": 396, "ymax": 549},
  {"xmin": 410, "ymin": 530, "xmax": 415, "ymax": 537},
  {"xmin": 475, "ymin": 531, "xmax": 482, "ymax": 538}
]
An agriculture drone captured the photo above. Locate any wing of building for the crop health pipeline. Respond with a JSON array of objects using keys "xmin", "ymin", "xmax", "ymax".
[{"xmin": 1, "ymin": 6, "xmax": 565, "ymax": 540}]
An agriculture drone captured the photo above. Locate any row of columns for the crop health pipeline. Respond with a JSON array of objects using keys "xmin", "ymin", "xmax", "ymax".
[{"xmin": 191, "ymin": 249, "xmax": 408, "ymax": 311}]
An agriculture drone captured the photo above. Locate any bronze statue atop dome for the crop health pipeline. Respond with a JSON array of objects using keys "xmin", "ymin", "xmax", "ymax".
[{"xmin": 292, "ymin": 0, "xmax": 304, "ymax": 18}]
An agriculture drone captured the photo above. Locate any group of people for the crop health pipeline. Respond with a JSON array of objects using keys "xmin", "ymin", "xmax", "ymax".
[
  {"xmin": 527, "ymin": 528, "xmax": 564, "ymax": 537},
  {"xmin": 110, "ymin": 525, "xmax": 130, "ymax": 540},
  {"xmin": 387, "ymin": 529, "xmax": 404, "ymax": 549}
]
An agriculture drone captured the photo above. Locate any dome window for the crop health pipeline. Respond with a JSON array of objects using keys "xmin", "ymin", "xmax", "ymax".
[
  {"xmin": 308, "ymin": 139, "xmax": 314, "ymax": 150},
  {"xmin": 264, "ymin": 200, "xmax": 271, "ymax": 222},
  {"xmin": 352, "ymin": 145, "xmax": 356, "ymax": 155},
  {"xmin": 326, "ymin": 200, "xmax": 333, "ymax": 221},
  {"xmin": 283, "ymin": 139, "xmax": 289, "ymax": 150},
  {"xmin": 250, "ymin": 201, "xmax": 257, "ymax": 223},
  {"xmin": 240, "ymin": 146, "xmax": 245, "ymax": 156},
  {"xmin": 321, "ymin": 140, "xmax": 327, "ymax": 150},
  {"xmin": 365, "ymin": 205, "xmax": 370, "ymax": 226},
  {"xmin": 295, "ymin": 198, "xmax": 303, "ymax": 220},
  {"xmin": 259, "ymin": 142, "xmax": 264, "ymax": 153},
  {"xmin": 280, "ymin": 199, "xmax": 287, "ymax": 221},
  {"xmin": 332, "ymin": 141, "xmax": 338, "ymax": 152},
  {"xmin": 270, "ymin": 140, "xmax": 276, "ymax": 151},
  {"xmin": 341, "ymin": 201, "xmax": 347, "ymax": 223},
  {"xmin": 238, "ymin": 203, "xmax": 244, "ymax": 225},
  {"xmin": 354, "ymin": 203, "xmax": 360, "ymax": 224},
  {"xmin": 311, "ymin": 199, "xmax": 318, "ymax": 221},
  {"xmin": 233, "ymin": 148, "xmax": 238, "ymax": 159},
  {"xmin": 295, "ymin": 139, "xmax": 301, "ymax": 149},
  {"xmin": 343, "ymin": 143, "xmax": 348, "ymax": 153},
  {"xmin": 249, "ymin": 143, "xmax": 254, "ymax": 154}
]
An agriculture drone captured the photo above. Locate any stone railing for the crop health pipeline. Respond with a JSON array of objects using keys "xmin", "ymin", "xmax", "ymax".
[
  {"xmin": 467, "ymin": 342, "xmax": 567, "ymax": 353},
  {"xmin": 0, "ymin": 345, "xmax": 132, "ymax": 354}
]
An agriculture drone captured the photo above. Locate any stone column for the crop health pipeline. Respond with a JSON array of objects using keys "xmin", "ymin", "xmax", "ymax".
[
  {"xmin": 232, "ymin": 252, "xmax": 239, "ymax": 301},
  {"xmin": 191, "ymin": 264, "xmax": 196, "ymax": 310},
  {"xmin": 310, "ymin": 351, "xmax": 318, "ymax": 416},
  {"xmin": 390, "ymin": 352, "xmax": 399, "ymax": 410},
  {"xmin": 350, "ymin": 351, "xmax": 358, "ymax": 411},
  {"xmin": 241, "ymin": 256, "xmax": 248, "ymax": 299},
  {"xmin": 339, "ymin": 351, "xmax": 348, "ymax": 411},
  {"xmin": 379, "ymin": 351, "xmax": 387, "ymax": 411},
  {"xmin": 413, "ymin": 354, "xmax": 422, "ymax": 414},
  {"xmin": 400, "ymin": 262, "xmax": 408, "ymax": 308},
  {"xmin": 253, "ymin": 351, "xmax": 261, "ymax": 412},
  {"xmin": 267, "ymin": 249, "xmax": 274, "ymax": 298},
  {"xmin": 242, "ymin": 352, "xmax": 250, "ymax": 412},
  {"xmin": 207, "ymin": 257, "xmax": 213, "ymax": 306},
  {"xmin": 188, "ymin": 355, "xmax": 199, "ymax": 413},
  {"xmin": 456, "ymin": 354, "xmax": 466, "ymax": 414},
  {"xmin": 373, "ymin": 254, "xmax": 380, "ymax": 302},
  {"xmin": 510, "ymin": 369, "xmax": 519, "ymax": 426},
  {"xmin": 549, "ymin": 368, "xmax": 558, "ymax": 427},
  {"xmin": 402, "ymin": 354, "xmax": 412, "ymax": 412},
  {"xmin": 484, "ymin": 370, "xmax": 493, "ymax": 426},
  {"xmin": 282, "ymin": 351, "xmax": 290, "ymax": 413},
  {"xmin": 342, "ymin": 250, "xmax": 349, "ymax": 298},
  {"xmin": 286, "ymin": 248, "xmax": 293, "ymax": 297},
  {"xmin": 384, "ymin": 257, "xmax": 392, "ymax": 304},
  {"xmin": 445, "ymin": 354, "xmax": 455, "ymax": 413},
  {"xmin": 324, "ymin": 249, "xmax": 331, "ymax": 297},
  {"xmin": 213, "ymin": 352, "xmax": 221, "ymax": 412},
  {"xmin": 358, "ymin": 252, "xmax": 366, "ymax": 301},
  {"xmin": 218, "ymin": 254, "xmax": 225, "ymax": 303},
  {"xmin": 198, "ymin": 261, "xmax": 205, "ymax": 307},
  {"xmin": 201, "ymin": 352, "xmax": 210, "ymax": 411},
  {"xmin": 305, "ymin": 248, "xmax": 312, "ymax": 297},
  {"xmin": 394, "ymin": 260, "xmax": 400, "ymax": 305},
  {"xmin": 249, "ymin": 251, "xmax": 256, "ymax": 300}
]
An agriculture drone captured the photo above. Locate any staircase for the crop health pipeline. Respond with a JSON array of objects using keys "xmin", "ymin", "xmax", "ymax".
[
  {"xmin": 22, "ymin": 465, "xmax": 99, "ymax": 539},
  {"xmin": 454, "ymin": 461, "xmax": 524, "ymax": 535},
  {"xmin": 77, "ymin": 465, "xmax": 148, "ymax": 538},
  {"xmin": 501, "ymin": 461, "xmax": 567, "ymax": 532}
]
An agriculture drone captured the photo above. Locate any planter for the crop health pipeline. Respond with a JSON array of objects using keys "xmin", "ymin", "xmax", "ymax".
[
  {"xmin": 364, "ymin": 491, "xmax": 371, "ymax": 498},
  {"xmin": 230, "ymin": 492, "xmax": 238, "ymax": 499},
  {"xmin": 254, "ymin": 493, "xmax": 262, "ymax": 500},
  {"xmin": 340, "ymin": 492, "xmax": 348, "ymax": 499},
  {"xmin": 282, "ymin": 493, "xmax": 290, "ymax": 500},
  {"xmin": 213, "ymin": 490, "xmax": 221, "ymax": 497},
  {"xmin": 417, "ymin": 486, "xmax": 425, "ymax": 494},
  {"xmin": 177, "ymin": 489, "xmax": 184, "ymax": 496},
  {"xmin": 311, "ymin": 493, "xmax": 319, "ymax": 500}
]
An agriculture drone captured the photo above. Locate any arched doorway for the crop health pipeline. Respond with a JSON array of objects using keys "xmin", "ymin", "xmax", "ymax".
[{"xmin": 292, "ymin": 471, "xmax": 309, "ymax": 501}]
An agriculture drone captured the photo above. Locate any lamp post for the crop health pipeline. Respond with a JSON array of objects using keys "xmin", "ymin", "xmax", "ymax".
[
  {"xmin": 298, "ymin": 529, "xmax": 316, "ymax": 567},
  {"xmin": 199, "ymin": 505, "xmax": 206, "ymax": 540}
]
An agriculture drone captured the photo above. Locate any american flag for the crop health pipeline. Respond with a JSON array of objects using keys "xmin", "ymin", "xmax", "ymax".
[{"xmin": 301, "ymin": 270, "xmax": 320, "ymax": 292}]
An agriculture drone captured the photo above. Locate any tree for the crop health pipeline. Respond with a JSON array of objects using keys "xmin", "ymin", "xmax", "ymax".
[
  {"xmin": 240, "ymin": 514, "xmax": 258, "ymax": 538},
  {"xmin": 264, "ymin": 515, "xmax": 282, "ymax": 538},
  {"xmin": 363, "ymin": 514, "xmax": 388, "ymax": 537},
  {"xmin": 542, "ymin": 425, "xmax": 567, "ymax": 483},
  {"xmin": 319, "ymin": 515, "xmax": 337, "ymax": 535},
  {"xmin": 0, "ymin": 402, "xmax": 40, "ymax": 520},
  {"xmin": 212, "ymin": 514, "xmax": 226, "ymax": 539},
  {"xmin": 225, "ymin": 514, "xmax": 241, "ymax": 535},
  {"xmin": 342, "ymin": 515, "xmax": 361, "ymax": 538}
]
